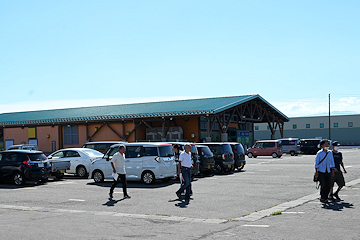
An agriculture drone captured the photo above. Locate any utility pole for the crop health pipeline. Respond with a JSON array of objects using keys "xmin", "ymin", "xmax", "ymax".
[{"xmin": 329, "ymin": 94, "xmax": 331, "ymax": 140}]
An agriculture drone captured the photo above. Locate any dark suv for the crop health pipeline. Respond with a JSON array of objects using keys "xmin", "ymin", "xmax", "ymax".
[
  {"xmin": 195, "ymin": 145, "xmax": 215, "ymax": 173},
  {"xmin": 0, "ymin": 150, "xmax": 51, "ymax": 185},
  {"xmin": 229, "ymin": 143, "xmax": 246, "ymax": 171},
  {"xmin": 299, "ymin": 139, "xmax": 321, "ymax": 155},
  {"xmin": 197, "ymin": 143, "xmax": 234, "ymax": 174}
]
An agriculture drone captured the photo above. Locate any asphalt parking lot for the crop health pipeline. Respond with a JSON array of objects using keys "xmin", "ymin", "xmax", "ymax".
[{"xmin": 1, "ymin": 148, "xmax": 360, "ymax": 239}]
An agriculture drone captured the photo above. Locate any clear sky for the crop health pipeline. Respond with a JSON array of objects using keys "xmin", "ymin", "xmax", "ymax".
[{"xmin": 1, "ymin": 1, "xmax": 359, "ymax": 117}]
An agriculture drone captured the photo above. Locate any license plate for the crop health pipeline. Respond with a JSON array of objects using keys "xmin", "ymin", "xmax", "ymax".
[
  {"xmin": 228, "ymin": 164, "xmax": 231, "ymax": 168},
  {"xmin": 208, "ymin": 165, "xmax": 211, "ymax": 169},
  {"xmin": 60, "ymin": 169, "xmax": 66, "ymax": 173},
  {"xmin": 241, "ymin": 162, "xmax": 244, "ymax": 166},
  {"xmin": 38, "ymin": 163, "xmax": 44, "ymax": 167}
]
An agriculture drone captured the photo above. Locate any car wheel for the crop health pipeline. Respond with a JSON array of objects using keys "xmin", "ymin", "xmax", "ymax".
[
  {"xmin": 76, "ymin": 165, "xmax": 87, "ymax": 178},
  {"xmin": 55, "ymin": 172, "xmax": 64, "ymax": 180},
  {"xmin": 93, "ymin": 170, "xmax": 104, "ymax": 183},
  {"xmin": 13, "ymin": 172, "xmax": 25, "ymax": 186},
  {"xmin": 142, "ymin": 171, "xmax": 155, "ymax": 184},
  {"xmin": 272, "ymin": 153, "xmax": 278, "ymax": 158},
  {"xmin": 247, "ymin": 153, "xmax": 253, "ymax": 158},
  {"xmin": 290, "ymin": 151, "xmax": 295, "ymax": 156},
  {"xmin": 39, "ymin": 177, "xmax": 48, "ymax": 183},
  {"xmin": 214, "ymin": 164, "xmax": 223, "ymax": 174}
]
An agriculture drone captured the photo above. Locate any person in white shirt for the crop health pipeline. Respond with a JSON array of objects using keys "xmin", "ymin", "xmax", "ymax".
[
  {"xmin": 314, "ymin": 139, "xmax": 336, "ymax": 203},
  {"xmin": 109, "ymin": 145, "xmax": 130, "ymax": 199},
  {"xmin": 175, "ymin": 144, "xmax": 193, "ymax": 201}
]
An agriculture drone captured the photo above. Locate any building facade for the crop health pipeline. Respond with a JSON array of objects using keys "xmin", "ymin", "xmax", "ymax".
[{"xmin": 254, "ymin": 114, "xmax": 360, "ymax": 145}]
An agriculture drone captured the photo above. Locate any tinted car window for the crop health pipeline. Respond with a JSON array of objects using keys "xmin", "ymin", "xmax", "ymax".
[
  {"xmin": 254, "ymin": 142, "xmax": 263, "ymax": 148},
  {"xmin": 125, "ymin": 146, "xmax": 142, "ymax": 158},
  {"xmin": 191, "ymin": 145, "xmax": 198, "ymax": 155},
  {"xmin": 4, "ymin": 153, "xmax": 18, "ymax": 162},
  {"xmin": 159, "ymin": 146, "xmax": 174, "ymax": 157},
  {"xmin": 263, "ymin": 142, "xmax": 275, "ymax": 148},
  {"xmin": 66, "ymin": 151, "xmax": 81, "ymax": 157},
  {"xmin": 208, "ymin": 145, "xmax": 223, "ymax": 155},
  {"xmin": 222, "ymin": 144, "xmax": 233, "ymax": 154},
  {"xmin": 198, "ymin": 147, "xmax": 213, "ymax": 156},
  {"xmin": 281, "ymin": 140, "xmax": 296, "ymax": 146},
  {"xmin": 232, "ymin": 144, "xmax": 245, "ymax": 154},
  {"xmin": 28, "ymin": 153, "xmax": 47, "ymax": 161},
  {"xmin": 0, "ymin": 153, "xmax": 3, "ymax": 161},
  {"xmin": 143, "ymin": 147, "xmax": 158, "ymax": 156}
]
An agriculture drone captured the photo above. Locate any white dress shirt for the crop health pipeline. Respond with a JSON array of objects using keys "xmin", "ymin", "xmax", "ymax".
[
  {"xmin": 179, "ymin": 151, "xmax": 192, "ymax": 168},
  {"xmin": 315, "ymin": 149, "xmax": 335, "ymax": 173},
  {"xmin": 111, "ymin": 152, "xmax": 126, "ymax": 174}
]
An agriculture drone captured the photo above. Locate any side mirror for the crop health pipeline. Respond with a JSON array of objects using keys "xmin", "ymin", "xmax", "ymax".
[
  {"xmin": 155, "ymin": 157, "xmax": 161, "ymax": 163},
  {"xmin": 48, "ymin": 156, "xmax": 52, "ymax": 159}
]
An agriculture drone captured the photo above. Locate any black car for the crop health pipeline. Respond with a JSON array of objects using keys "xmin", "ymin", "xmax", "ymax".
[
  {"xmin": 195, "ymin": 145, "xmax": 215, "ymax": 173},
  {"xmin": 197, "ymin": 143, "xmax": 234, "ymax": 174},
  {"xmin": 229, "ymin": 143, "xmax": 246, "ymax": 171},
  {"xmin": 0, "ymin": 150, "xmax": 51, "ymax": 185},
  {"xmin": 299, "ymin": 139, "xmax": 321, "ymax": 155}
]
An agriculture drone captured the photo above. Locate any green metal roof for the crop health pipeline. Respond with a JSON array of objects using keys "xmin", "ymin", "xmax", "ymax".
[{"xmin": 0, "ymin": 94, "xmax": 289, "ymax": 126}]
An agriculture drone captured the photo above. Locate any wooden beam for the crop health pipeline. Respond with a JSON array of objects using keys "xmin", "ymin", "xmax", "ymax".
[
  {"xmin": 87, "ymin": 123, "xmax": 106, "ymax": 141},
  {"xmin": 105, "ymin": 123, "xmax": 125, "ymax": 140}
]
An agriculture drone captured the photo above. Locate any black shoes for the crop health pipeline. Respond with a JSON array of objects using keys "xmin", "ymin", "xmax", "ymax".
[
  {"xmin": 320, "ymin": 198, "xmax": 329, "ymax": 204},
  {"xmin": 333, "ymin": 192, "xmax": 341, "ymax": 200},
  {"xmin": 124, "ymin": 195, "xmax": 131, "ymax": 199}
]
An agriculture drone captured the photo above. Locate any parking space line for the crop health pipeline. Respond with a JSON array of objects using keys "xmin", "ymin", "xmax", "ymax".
[
  {"xmin": 241, "ymin": 225, "xmax": 270, "ymax": 228},
  {"xmin": 12, "ymin": 187, "xmax": 38, "ymax": 191},
  {"xmin": 0, "ymin": 204, "xmax": 228, "ymax": 224},
  {"xmin": 282, "ymin": 212, "xmax": 305, "ymax": 214},
  {"xmin": 68, "ymin": 199, "xmax": 86, "ymax": 202}
]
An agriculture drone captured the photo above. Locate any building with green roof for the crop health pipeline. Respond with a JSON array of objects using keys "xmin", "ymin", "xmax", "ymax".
[{"xmin": 0, "ymin": 94, "xmax": 288, "ymax": 153}]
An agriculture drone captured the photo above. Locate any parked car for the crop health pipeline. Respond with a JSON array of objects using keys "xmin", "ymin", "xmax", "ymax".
[
  {"xmin": 0, "ymin": 150, "xmax": 51, "ymax": 185},
  {"xmin": 166, "ymin": 142, "xmax": 200, "ymax": 177},
  {"xmin": 48, "ymin": 148, "xmax": 104, "ymax": 177},
  {"xmin": 7, "ymin": 144, "xmax": 38, "ymax": 151},
  {"xmin": 196, "ymin": 143, "xmax": 234, "ymax": 174},
  {"xmin": 246, "ymin": 140, "xmax": 282, "ymax": 158},
  {"xmin": 195, "ymin": 145, "xmax": 215, "ymax": 173},
  {"xmin": 82, "ymin": 141, "xmax": 126, "ymax": 154},
  {"xmin": 299, "ymin": 139, "xmax": 321, "ymax": 155},
  {"xmin": 229, "ymin": 142, "xmax": 246, "ymax": 171},
  {"xmin": 279, "ymin": 138, "xmax": 301, "ymax": 156},
  {"xmin": 89, "ymin": 143, "xmax": 177, "ymax": 184}
]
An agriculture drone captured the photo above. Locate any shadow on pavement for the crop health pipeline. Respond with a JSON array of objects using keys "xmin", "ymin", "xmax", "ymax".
[
  {"xmin": 102, "ymin": 197, "xmax": 126, "ymax": 207},
  {"xmin": 87, "ymin": 180, "xmax": 176, "ymax": 189},
  {"xmin": 323, "ymin": 201, "xmax": 354, "ymax": 211}
]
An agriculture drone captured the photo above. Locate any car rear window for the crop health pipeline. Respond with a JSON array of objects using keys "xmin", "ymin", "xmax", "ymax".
[
  {"xmin": 198, "ymin": 147, "xmax": 213, "ymax": 156},
  {"xmin": 28, "ymin": 153, "xmax": 48, "ymax": 161},
  {"xmin": 82, "ymin": 149, "xmax": 103, "ymax": 158},
  {"xmin": 222, "ymin": 144, "xmax": 233, "ymax": 154},
  {"xmin": 159, "ymin": 146, "xmax": 174, "ymax": 157},
  {"xmin": 232, "ymin": 144, "xmax": 245, "ymax": 154}
]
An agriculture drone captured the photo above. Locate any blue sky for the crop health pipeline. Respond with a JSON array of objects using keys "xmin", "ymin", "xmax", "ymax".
[{"xmin": 1, "ymin": 1, "xmax": 359, "ymax": 117}]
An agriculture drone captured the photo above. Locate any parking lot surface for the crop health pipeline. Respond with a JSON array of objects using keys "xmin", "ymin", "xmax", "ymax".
[{"xmin": 1, "ymin": 149, "xmax": 360, "ymax": 239}]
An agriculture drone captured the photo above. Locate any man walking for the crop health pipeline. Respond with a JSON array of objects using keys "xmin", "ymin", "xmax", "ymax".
[
  {"xmin": 314, "ymin": 139, "xmax": 336, "ymax": 203},
  {"xmin": 109, "ymin": 145, "xmax": 131, "ymax": 199},
  {"xmin": 329, "ymin": 141, "xmax": 347, "ymax": 201},
  {"xmin": 176, "ymin": 144, "xmax": 193, "ymax": 201}
]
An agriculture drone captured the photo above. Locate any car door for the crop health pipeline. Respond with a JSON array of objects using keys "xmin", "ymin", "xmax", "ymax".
[
  {"xmin": 253, "ymin": 142, "xmax": 263, "ymax": 155},
  {"xmin": 0, "ymin": 153, "xmax": 19, "ymax": 180},
  {"xmin": 0, "ymin": 153, "xmax": 5, "ymax": 180},
  {"xmin": 124, "ymin": 146, "xmax": 143, "ymax": 180},
  {"xmin": 65, "ymin": 150, "xmax": 83, "ymax": 174}
]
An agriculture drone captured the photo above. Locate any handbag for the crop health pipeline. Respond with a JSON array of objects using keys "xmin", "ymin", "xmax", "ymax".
[{"xmin": 313, "ymin": 151, "xmax": 329, "ymax": 182}]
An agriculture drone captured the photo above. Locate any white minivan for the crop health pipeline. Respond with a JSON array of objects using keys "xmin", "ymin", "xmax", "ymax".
[{"xmin": 88, "ymin": 143, "xmax": 177, "ymax": 184}]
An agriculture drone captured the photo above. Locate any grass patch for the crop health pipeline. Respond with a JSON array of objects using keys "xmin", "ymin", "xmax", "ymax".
[{"xmin": 271, "ymin": 211, "xmax": 282, "ymax": 215}]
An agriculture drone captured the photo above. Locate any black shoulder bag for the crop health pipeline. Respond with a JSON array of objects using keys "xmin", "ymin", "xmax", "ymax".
[{"xmin": 313, "ymin": 151, "xmax": 329, "ymax": 185}]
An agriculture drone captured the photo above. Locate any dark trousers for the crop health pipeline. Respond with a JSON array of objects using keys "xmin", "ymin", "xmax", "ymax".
[
  {"xmin": 318, "ymin": 171, "xmax": 331, "ymax": 200},
  {"xmin": 110, "ymin": 174, "xmax": 128, "ymax": 196},
  {"xmin": 176, "ymin": 167, "xmax": 191, "ymax": 199}
]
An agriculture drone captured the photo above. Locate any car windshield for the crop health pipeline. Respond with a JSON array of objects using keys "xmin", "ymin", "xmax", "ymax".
[
  {"xmin": 82, "ymin": 149, "xmax": 104, "ymax": 158},
  {"xmin": 28, "ymin": 153, "xmax": 48, "ymax": 161},
  {"xmin": 233, "ymin": 144, "xmax": 245, "ymax": 154},
  {"xmin": 198, "ymin": 147, "xmax": 213, "ymax": 156},
  {"xmin": 159, "ymin": 146, "xmax": 174, "ymax": 157},
  {"xmin": 106, "ymin": 147, "xmax": 120, "ymax": 158}
]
